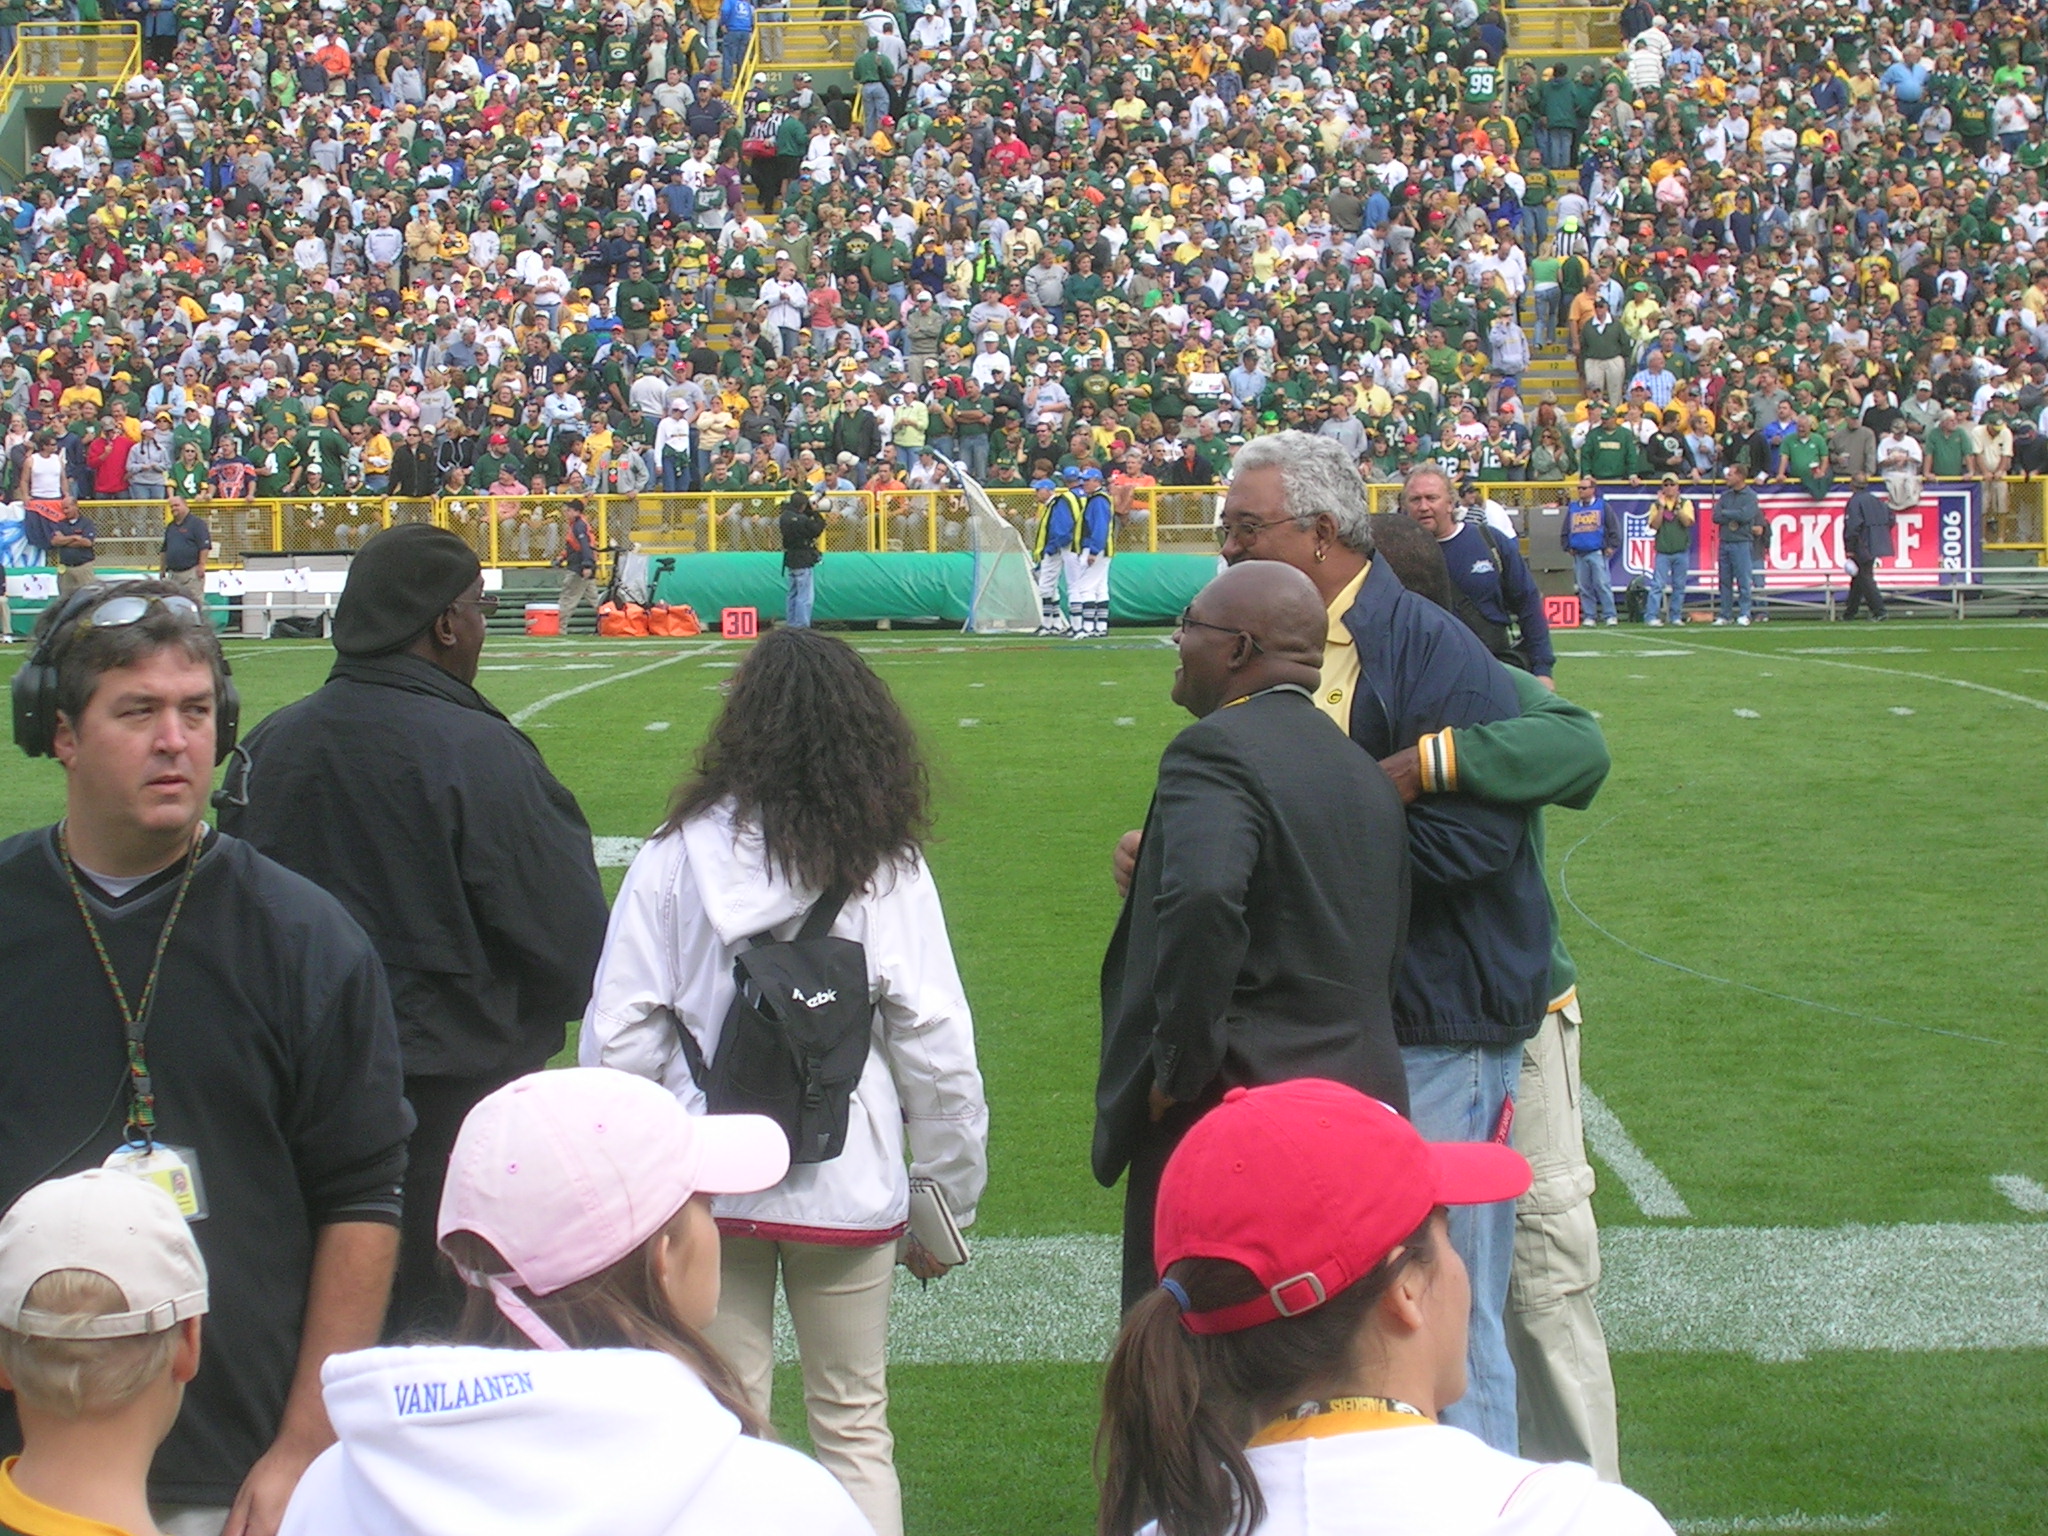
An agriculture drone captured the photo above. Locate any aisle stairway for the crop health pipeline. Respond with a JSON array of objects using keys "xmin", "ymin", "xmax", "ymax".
[{"xmin": 1520, "ymin": 342, "xmax": 1581, "ymax": 404}]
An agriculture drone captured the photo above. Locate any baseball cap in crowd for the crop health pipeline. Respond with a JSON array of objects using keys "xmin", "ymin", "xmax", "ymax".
[
  {"xmin": 1080, "ymin": 466, "xmax": 1104, "ymax": 481},
  {"xmin": 0, "ymin": 1170, "xmax": 208, "ymax": 1339},
  {"xmin": 1154, "ymin": 1079, "xmax": 1529, "ymax": 1336},
  {"xmin": 438, "ymin": 1069, "xmax": 789, "ymax": 1350}
]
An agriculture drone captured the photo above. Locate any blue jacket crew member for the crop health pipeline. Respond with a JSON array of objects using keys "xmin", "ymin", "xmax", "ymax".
[
  {"xmin": 1067, "ymin": 466, "xmax": 1115, "ymax": 638},
  {"xmin": 1031, "ymin": 476, "xmax": 1078, "ymax": 635},
  {"xmin": 1560, "ymin": 479, "xmax": 1621, "ymax": 627},
  {"xmin": 1405, "ymin": 466, "xmax": 1557, "ymax": 685}
]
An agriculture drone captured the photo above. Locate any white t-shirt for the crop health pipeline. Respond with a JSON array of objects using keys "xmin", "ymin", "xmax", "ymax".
[
  {"xmin": 26, "ymin": 451, "xmax": 66, "ymax": 500},
  {"xmin": 1144, "ymin": 1418, "xmax": 1674, "ymax": 1536}
]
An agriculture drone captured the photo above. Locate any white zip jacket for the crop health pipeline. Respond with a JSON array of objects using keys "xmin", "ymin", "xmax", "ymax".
[
  {"xmin": 580, "ymin": 803, "xmax": 988, "ymax": 1243},
  {"xmin": 279, "ymin": 1345, "xmax": 873, "ymax": 1536},
  {"xmin": 1145, "ymin": 1423, "xmax": 1673, "ymax": 1536}
]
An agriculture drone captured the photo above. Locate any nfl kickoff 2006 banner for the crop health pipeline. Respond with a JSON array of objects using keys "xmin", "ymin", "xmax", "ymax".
[{"xmin": 1599, "ymin": 482, "xmax": 1982, "ymax": 593}]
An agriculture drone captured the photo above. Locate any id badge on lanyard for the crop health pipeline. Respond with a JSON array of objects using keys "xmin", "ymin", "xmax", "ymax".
[{"xmin": 60, "ymin": 824, "xmax": 210, "ymax": 1222}]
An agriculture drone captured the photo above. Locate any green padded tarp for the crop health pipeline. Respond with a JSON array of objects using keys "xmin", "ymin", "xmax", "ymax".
[{"xmin": 650, "ymin": 553, "xmax": 1219, "ymax": 626}]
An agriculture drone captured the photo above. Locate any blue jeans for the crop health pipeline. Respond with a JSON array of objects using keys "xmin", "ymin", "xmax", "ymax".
[
  {"xmin": 1572, "ymin": 549, "xmax": 1615, "ymax": 623},
  {"xmin": 785, "ymin": 564, "xmax": 815, "ymax": 627},
  {"xmin": 1652, "ymin": 549, "xmax": 1688, "ymax": 623},
  {"xmin": 1403, "ymin": 1041, "xmax": 1524, "ymax": 1455},
  {"xmin": 958, "ymin": 435, "xmax": 989, "ymax": 482},
  {"xmin": 720, "ymin": 27, "xmax": 750, "ymax": 82},
  {"xmin": 1533, "ymin": 286, "xmax": 1560, "ymax": 347},
  {"xmin": 1718, "ymin": 539, "xmax": 1753, "ymax": 620}
]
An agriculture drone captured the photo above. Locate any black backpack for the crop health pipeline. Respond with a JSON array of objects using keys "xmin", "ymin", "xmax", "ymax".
[{"xmin": 674, "ymin": 887, "xmax": 874, "ymax": 1165}]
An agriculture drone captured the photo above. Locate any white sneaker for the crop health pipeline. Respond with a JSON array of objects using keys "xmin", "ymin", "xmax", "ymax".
[
  {"xmin": 1736, "ymin": 616, "xmax": 1750, "ymax": 626},
  {"xmin": 1604, "ymin": 616, "xmax": 1619, "ymax": 626},
  {"xmin": 1646, "ymin": 617, "xmax": 1663, "ymax": 627},
  {"xmin": 1713, "ymin": 618, "xmax": 1728, "ymax": 626}
]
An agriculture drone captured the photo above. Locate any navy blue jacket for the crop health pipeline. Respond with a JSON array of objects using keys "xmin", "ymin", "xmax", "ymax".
[
  {"xmin": 1439, "ymin": 520, "xmax": 1555, "ymax": 677},
  {"xmin": 1342, "ymin": 558, "xmax": 1551, "ymax": 1049}
]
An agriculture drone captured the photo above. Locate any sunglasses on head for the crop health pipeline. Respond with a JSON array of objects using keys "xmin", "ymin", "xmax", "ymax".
[{"xmin": 77, "ymin": 592, "xmax": 205, "ymax": 633}]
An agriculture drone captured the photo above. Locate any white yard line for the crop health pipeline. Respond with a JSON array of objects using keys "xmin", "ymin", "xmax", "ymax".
[
  {"xmin": 507, "ymin": 646, "xmax": 717, "ymax": 726},
  {"xmin": 821, "ymin": 1220, "xmax": 2048, "ymax": 1367},
  {"xmin": 1993, "ymin": 1174, "xmax": 2048, "ymax": 1214},
  {"xmin": 1583, "ymin": 1089, "xmax": 1693, "ymax": 1218},
  {"xmin": 592, "ymin": 837, "xmax": 646, "ymax": 868},
  {"xmin": 1632, "ymin": 637, "xmax": 2048, "ymax": 714}
]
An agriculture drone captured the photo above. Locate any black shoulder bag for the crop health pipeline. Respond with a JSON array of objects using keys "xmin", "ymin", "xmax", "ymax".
[
  {"xmin": 1453, "ymin": 522, "xmax": 1534, "ymax": 672},
  {"xmin": 673, "ymin": 886, "xmax": 874, "ymax": 1165}
]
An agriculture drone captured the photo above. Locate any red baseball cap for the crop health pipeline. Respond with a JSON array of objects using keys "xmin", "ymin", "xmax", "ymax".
[{"xmin": 1154, "ymin": 1080, "xmax": 1530, "ymax": 1336}]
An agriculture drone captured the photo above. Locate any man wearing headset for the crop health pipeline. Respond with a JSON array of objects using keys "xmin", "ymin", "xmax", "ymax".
[{"xmin": 0, "ymin": 581, "xmax": 413, "ymax": 1536}]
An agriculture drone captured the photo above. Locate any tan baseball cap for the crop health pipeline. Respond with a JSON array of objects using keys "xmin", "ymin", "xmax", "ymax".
[{"xmin": 0, "ymin": 1170, "xmax": 208, "ymax": 1339}]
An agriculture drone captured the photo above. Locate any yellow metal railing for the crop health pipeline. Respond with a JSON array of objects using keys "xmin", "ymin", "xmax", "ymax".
[
  {"xmin": 0, "ymin": 21, "xmax": 140, "ymax": 121},
  {"xmin": 1505, "ymin": 6, "xmax": 1620, "ymax": 55},
  {"xmin": 50, "ymin": 479, "xmax": 2048, "ymax": 568}
]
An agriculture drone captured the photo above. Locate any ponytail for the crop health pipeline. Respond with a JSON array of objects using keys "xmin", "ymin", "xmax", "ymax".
[
  {"xmin": 1096, "ymin": 1285, "xmax": 1259, "ymax": 1536},
  {"xmin": 1095, "ymin": 1219, "xmax": 1438, "ymax": 1536}
]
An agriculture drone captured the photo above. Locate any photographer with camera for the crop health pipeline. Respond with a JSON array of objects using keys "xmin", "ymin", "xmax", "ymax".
[{"xmin": 780, "ymin": 490, "xmax": 826, "ymax": 629}]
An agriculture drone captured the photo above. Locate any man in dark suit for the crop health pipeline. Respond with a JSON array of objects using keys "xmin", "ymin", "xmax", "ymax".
[
  {"xmin": 1841, "ymin": 469, "xmax": 1895, "ymax": 622},
  {"xmin": 1096, "ymin": 561, "xmax": 1410, "ymax": 1308}
]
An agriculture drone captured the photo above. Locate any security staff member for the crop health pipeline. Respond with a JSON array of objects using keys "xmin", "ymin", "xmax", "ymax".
[
  {"xmin": 557, "ymin": 499, "xmax": 600, "ymax": 632},
  {"xmin": 1030, "ymin": 475, "xmax": 1079, "ymax": 634},
  {"xmin": 219, "ymin": 526, "xmax": 609, "ymax": 1338},
  {"xmin": 1067, "ymin": 466, "xmax": 1115, "ymax": 638},
  {"xmin": 159, "ymin": 494, "xmax": 212, "ymax": 605}
]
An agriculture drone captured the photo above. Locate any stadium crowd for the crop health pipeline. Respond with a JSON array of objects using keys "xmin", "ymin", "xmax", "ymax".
[{"xmin": 1, "ymin": 0, "xmax": 2044, "ymax": 577}]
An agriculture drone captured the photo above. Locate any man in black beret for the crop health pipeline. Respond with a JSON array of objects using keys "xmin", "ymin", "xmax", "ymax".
[{"xmin": 219, "ymin": 524, "xmax": 609, "ymax": 1337}]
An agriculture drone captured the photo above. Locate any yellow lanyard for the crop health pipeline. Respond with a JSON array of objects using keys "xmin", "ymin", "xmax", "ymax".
[{"xmin": 1249, "ymin": 1396, "xmax": 1435, "ymax": 1449}]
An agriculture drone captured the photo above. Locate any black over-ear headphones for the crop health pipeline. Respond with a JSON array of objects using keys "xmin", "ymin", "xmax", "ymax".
[{"xmin": 11, "ymin": 585, "xmax": 241, "ymax": 763}]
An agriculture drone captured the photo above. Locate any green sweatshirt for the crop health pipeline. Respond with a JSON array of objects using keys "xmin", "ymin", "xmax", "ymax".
[{"xmin": 1415, "ymin": 669, "xmax": 1609, "ymax": 1007}]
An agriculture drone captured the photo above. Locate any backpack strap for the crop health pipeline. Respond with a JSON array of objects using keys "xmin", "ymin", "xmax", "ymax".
[
  {"xmin": 671, "ymin": 1008, "xmax": 711, "ymax": 1084},
  {"xmin": 796, "ymin": 883, "xmax": 853, "ymax": 942}
]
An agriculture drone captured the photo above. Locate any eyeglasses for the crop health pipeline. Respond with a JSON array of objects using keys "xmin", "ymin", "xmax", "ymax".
[
  {"xmin": 1213, "ymin": 514, "xmax": 1296, "ymax": 548},
  {"xmin": 1175, "ymin": 606, "xmax": 1264, "ymax": 654},
  {"xmin": 78, "ymin": 593, "xmax": 204, "ymax": 632},
  {"xmin": 455, "ymin": 593, "xmax": 501, "ymax": 617}
]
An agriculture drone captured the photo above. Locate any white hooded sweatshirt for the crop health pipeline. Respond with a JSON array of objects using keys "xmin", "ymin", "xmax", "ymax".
[
  {"xmin": 280, "ymin": 1345, "xmax": 873, "ymax": 1536},
  {"xmin": 581, "ymin": 802, "xmax": 989, "ymax": 1243},
  {"xmin": 1201, "ymin": 1422, "xmax": 1673, "ymax": 1536}
]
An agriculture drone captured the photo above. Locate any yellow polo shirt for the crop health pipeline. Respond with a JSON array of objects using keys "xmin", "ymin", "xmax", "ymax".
[
  {"xmin": 0, "ymin": 1458, "xmax": 138, "ymax": 1535},
  {"xmin": 1316, "ymin": 564, "xmax": 1370, "ymax": 735}
]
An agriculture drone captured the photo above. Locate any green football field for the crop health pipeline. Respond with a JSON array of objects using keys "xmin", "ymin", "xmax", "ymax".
[{"xmin": 5, "ymin": 620, "xmax": 2048, "ymax": 1536}]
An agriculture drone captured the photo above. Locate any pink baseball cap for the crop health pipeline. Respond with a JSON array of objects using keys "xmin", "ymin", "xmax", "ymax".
[
  {"xmin": 1155, "ymin": 1080, "xmax": 1530, "ymax": 1336},
  {"xmin": 438, "ymin": 1069, "xmax": 788, "ymax": 1347}
]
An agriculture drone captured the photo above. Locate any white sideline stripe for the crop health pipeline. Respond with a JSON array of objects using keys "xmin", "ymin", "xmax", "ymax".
[
  {"xmin": 1664, "ymin": 638, "xmax": 2048, "ymax": 714},
  {"xmin": 803, "ymin": 1221, "xmax": 2048, "ymax": 1366},
  {"xmin": 507, "ymin": 647, "xmax": 714, "ymax": 726},
  {"xmin": 1994, "ymin": 1174, "xmax": 2048, "ymax": 1213},
  {"xmin": 593, "ymin": 837, "xmax": 645, "ymax": 868},
  {"xmin": 1582, "ymin": 1089, "xmax": 1693, "ymax": 1218},
  {"xmin": 1674, "ymin": 1515, "xmax": 1891, "ymax": 1534}
]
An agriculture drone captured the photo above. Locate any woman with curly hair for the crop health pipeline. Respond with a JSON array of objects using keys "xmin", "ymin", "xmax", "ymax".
[{"xmin": 581, "ymin": 628, "xmax": 989, "ymax": 1536}]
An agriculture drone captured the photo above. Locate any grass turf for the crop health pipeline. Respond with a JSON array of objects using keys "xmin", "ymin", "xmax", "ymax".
[{"xmin": 5, "ymin": 620, "xmax": 2047, "ymax": 1535}]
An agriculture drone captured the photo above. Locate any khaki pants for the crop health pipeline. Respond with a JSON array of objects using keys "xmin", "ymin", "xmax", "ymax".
[
  {"xmin": 1506, "ymin": 1002, "xmax": 1621, "ymax": 1481},
  {"xmin": 707, "ymin": 1236, "xmax": 901, "ymax": 1536},
  {"xmin": 164, "ymin": 567, "xmax": 205, "ymax": 604},
  {"xmin": 558, "ymin": 570, "xmax": 598, "ymax": 626},
  {"xmin": 56, "ymin": 562, "xmax": 98, "ymax": 597},
  {"xmin": 1583, "ymin": 355, "xmax": 1627, "ymax": 407}
]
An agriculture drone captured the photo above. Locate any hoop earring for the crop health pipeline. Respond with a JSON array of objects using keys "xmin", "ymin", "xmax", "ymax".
[{"xmin": 1314, "ymin": 545, "xmax": 1327, "ymax": 563}]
